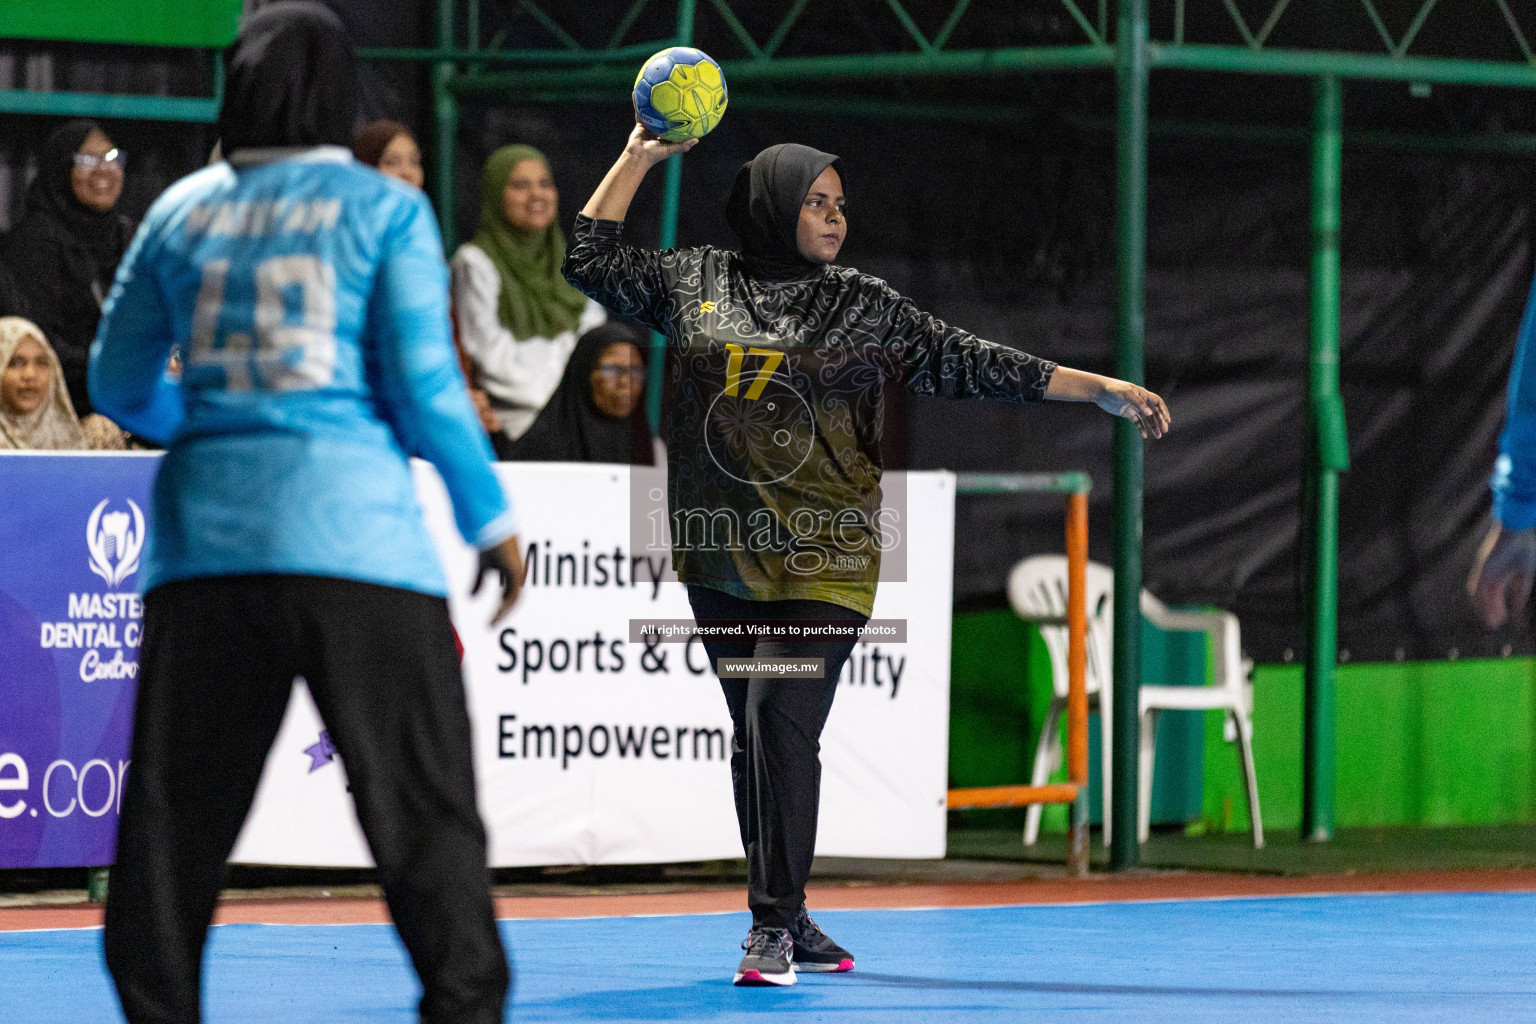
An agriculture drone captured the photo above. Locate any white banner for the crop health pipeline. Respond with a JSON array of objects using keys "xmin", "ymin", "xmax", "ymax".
[{"xmin": 231, "ymin": 464, "xmax": 954, "ymax": 867}]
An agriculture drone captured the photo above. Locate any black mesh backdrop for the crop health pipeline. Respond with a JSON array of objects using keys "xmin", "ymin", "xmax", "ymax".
[{"xmin": 451, "ymin": 99, "xmax": 1535, "ymax": 662}]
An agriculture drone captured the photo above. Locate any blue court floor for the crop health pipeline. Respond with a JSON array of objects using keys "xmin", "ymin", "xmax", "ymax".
[{"xmin": 3, "ymin": 892, "xmax": 1535, "ymax": 1022}]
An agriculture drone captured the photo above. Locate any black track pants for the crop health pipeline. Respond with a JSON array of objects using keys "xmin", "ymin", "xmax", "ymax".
[
  {"xmin": 685, "ymin": 585, "xmax": 866, "ymax": 929},
  {"xmin": 104, "ymin": 575, "xmax": 508, "ymax": 1024}
]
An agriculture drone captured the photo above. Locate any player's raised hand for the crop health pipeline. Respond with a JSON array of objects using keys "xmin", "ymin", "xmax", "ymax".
[
  {"xmin": 1467, "ymin": 523, "xmax": 1536, "ymax": 629},
  {"xmin": 624, "ymin": 123, "xmax": 697, "ymax": 167},
  {"xmin": 473, "ymin": 534, "xmax": 529, "ymax": 625},
  {"xmin": 1096, "ymin": 378, "xmax": 1171, "ymax": 439}
]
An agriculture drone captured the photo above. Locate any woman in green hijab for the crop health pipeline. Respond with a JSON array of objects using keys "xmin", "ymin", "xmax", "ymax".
[{"xmin": 452, "ymin": 144, "xmax": 608, "ymax": 441}]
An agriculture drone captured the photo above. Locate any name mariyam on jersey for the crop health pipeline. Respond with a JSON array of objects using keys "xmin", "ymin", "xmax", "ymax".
[{"xmin": 184, "ymin": 198, "xmax": 342, "ymax": 239}]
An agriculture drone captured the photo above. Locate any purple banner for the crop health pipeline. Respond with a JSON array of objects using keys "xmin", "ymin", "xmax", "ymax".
[{"xmin": 0, "ymin": 453, "xmax": 159, "ymax": 868}]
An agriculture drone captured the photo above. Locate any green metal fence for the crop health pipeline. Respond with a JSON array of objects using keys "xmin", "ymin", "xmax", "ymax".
[{"xmin": 5, "ymin": 0, "xmax": 1536, "ymax": 868}]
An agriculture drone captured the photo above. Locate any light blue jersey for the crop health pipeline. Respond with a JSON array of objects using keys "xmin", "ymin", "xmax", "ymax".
[
  {"xmin": 1494, "ymin": 270, "xmax": 1536, "ymax": 530},
  {"xmin": 89, "ymin": 146, "xmax": 516, "ymax": 596}
]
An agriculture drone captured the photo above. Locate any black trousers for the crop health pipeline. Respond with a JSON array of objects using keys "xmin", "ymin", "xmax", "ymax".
[
  {"xmin": 104, "ymin": 575, "xmax": 508, "ymax": 1024},
  {"xmin": 685, "ymin": 585, "xmax": 865, "ymax": 929}
]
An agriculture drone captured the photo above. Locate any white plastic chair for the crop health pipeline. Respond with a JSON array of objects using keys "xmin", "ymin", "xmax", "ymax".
[
  {"xmin": 1009, "ymin": 555, "xmax": 1116, "ymax": 848},
  {"xmin": 1138, "ymin": 592, "xmax": 1264, "ymax": 848},
  {"xmin": 1011, "ymin": 556, "xmax": 1265, "ymax": 850}
]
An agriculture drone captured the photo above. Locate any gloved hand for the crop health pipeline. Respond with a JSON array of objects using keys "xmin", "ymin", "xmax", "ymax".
[
  {"xmin": 1468, "ymin": 522, "xmax": 1536, "ymax": 629},
  {"xmin": 473, "ymin": 533, "xmax": 527, "ymax": 625}
]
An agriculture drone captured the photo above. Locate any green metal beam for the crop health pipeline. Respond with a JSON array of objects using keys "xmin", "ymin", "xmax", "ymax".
[
  {"xmin": 1252, "ymin": 0, "xmax": 1294, "ymax": 50},
  {"xmin": 647, "ymin": 0, "xmax": 696, "ymax": 433},
  {"xmin": 433, "ymin": 0, "xmax": 460, "ymax": 250},
  {"xmin": 708, "ymin": 0, "xmax": 763, "ymax": 58},
  {"xmin": 931, "ymin": 0, "xmax": 974, "ymax": 50},
  {"xmin": 497, "ymin": 87, "xmax": 1036, "ymax": 122},
  {"xmin": 884, "ymin": 0, "xmax": 936, "ymax": 53},
  {"xmin": 607, "ymin": 0, "xmax": 654, "ymax": 49},
  {"xmin": 1357, "ymin": 0, "xmax": 1398, "ymax": 53},
  {"xmin": 1302, "ymin": 73, "xmax": 1346, "ymax": 843},
  {"xmin": 1129, "ymin": 116, "xmax": 1536, "ymax": 156},
  {"xmin": 450, "ymin": 45, "xmax": 1116, "ymax": 95},
  {"xmin": 1392, "ymin": 0, "xmax": 1441, "ymax": 60},
  {"xmin": 1148, "ymin": 43, "xmax": 1536, "ymax": 87},
  {"xmin": 1110, "ymin": 0, "xmax": 1148, "ymax": 873},
  {"xmin": 454, "ymin": 83, "xmax": 1536, "ymax": 155},
  {"xmin": 448, "ymin": 40, "xmax": 1536, "ymax": 97},
  {"xmin": 1219, "ymin": 0, "xmax": 1262, "ymax": 49},
  {"xmin": 1058, "ymin": 0, "xmax": 1108, "ymax": 48},
  {"xmin": 762, "ymin": 0, "xmax": 813, "ymax": 58},
  {"xmin": 0, "ymin": 21, "xmax": 225, "ymax": 126},
  {"xmin": 954, "ymin": 472, "xmax": 1092, "ymax": 495},
  {"xmin": 520, "ymin": 0, "xmax": 584, "ymax": 50},
  {"xmin": 0, "ymin": 88, "xmax": 218, "ymax": 122},
  {"xmin": 1492, "ymin": 0, "xmax": 1535, "ymax": 66},
  {"xmin": 357, "ymin": 40, "xmax": 670, "ymax": 64}
]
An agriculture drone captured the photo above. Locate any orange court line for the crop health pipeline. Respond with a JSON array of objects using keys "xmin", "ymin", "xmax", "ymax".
[{"xmin": 6, "ymin": 867, "xmax": 1536, "ymax": 932}]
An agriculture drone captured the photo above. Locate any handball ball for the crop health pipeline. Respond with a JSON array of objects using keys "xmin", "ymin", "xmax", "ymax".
[{"xmin": 633, "ymin": 47, "xmax": 728, "ymax": 142}]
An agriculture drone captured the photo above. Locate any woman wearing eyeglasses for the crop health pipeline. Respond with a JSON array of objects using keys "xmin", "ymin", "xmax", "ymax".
[
  {"xmin": 1, "ymin": 119, "xmax": 133, "ymax": 416},
  {"xmin": 495, "ymin": 322, "xmax": 655, "ymax": 465}
]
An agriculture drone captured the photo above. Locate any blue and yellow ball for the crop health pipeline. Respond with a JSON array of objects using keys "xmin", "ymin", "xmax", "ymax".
[{"xmin": 633, "ymin": 47, "xmax": 728, "ymax": 142}]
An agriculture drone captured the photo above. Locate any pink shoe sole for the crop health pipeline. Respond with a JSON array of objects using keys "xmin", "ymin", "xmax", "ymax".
[{"xmin": 794, "ymin": 958, "xmax": 855, "ymax": 974}]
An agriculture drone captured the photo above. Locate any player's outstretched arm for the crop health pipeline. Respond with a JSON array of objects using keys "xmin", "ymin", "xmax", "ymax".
[
  {"xmin": 874, "ymin": 285, "xmax": 1168, "ymax": 438},
  {"xmin": 88, "ymin": 226, "xmax": 185, "ymax": 443},
  {"xmin": 370, "ymin": 193, "xmax": 525, "ymax": 621},
  {"xmin": 580, "ymin": 125, "xmax": 696, "ymax": 223},
  {"xmin": 1046, "ymin": 365, "xmax": 1171, "ymax": 440}
]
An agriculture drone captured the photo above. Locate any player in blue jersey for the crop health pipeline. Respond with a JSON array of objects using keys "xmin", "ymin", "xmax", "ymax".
[
  {"xmin": 1470, "ymin": 268, "xmax": 1536, "ymax": 629},
  {"xmin": 88, "ymin": 6, "xmax": 521, "ymax": 1023}
]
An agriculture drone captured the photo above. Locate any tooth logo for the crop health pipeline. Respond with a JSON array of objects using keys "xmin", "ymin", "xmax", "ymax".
[{"xmin": 86, "ymin": 499, "xmax": 145, "ymax": 588}]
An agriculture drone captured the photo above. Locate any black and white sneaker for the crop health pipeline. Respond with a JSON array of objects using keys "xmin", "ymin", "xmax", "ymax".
[
  {"xmin": 734, "ymin": 926, "xmax": 797, "ymax": 986},
  {"xmin": 790, "ymin": 907, "xmax": 854, "ymax": 973}
]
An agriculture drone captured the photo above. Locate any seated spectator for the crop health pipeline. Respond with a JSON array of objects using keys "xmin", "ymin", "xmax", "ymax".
[
  {"xmin": 352, "ymin": 119, "xmax": 424, "ymax": 189},
  {"xmin": 0, "ymin": 317, "xmax": 123, "ymax": 450},
  {"xmin": 2, "ymin": 120, "xmax": 133, "ymax": 417},
  {"xmin": 496, "ymin": 323, "xmax": 653, "ymax": 465},
  {"xmin": 452, "ymin": 145, "xmax": 606, "ymax": 442}
]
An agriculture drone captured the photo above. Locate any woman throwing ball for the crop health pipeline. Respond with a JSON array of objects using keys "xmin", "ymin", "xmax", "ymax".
[{"xmin": 564, "ymin": 126, "xmax": 1169, "ymax": 987}]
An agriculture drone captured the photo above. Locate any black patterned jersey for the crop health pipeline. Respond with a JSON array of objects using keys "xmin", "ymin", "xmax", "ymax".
[{"xmin": 563, "ymin": 214, "xmax": 1056, "ymax": 616}]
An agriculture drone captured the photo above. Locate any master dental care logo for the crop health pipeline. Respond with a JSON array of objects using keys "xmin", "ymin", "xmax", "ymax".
[
  {"xmin": 35, "ymin": 499, "xmax": 147, "ymax": 683},
  {"xmin": 86, "ymin": 499, "xmax": 144, "ymax": 588}
]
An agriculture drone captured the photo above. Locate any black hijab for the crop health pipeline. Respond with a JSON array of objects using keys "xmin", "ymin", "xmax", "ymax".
[
  {"xmin": 2, "ymin": 119, "xmax": 134, "ymax": 415},
  {"xmin": 497, "ymin": 324, "xmax": 655, "ymax": 465},
  {"xmin": 219, "ymin": 1, "xmax": 358, "ymax": 153},
  {"xmin": 24, "ymin": 119, "xmax": 132, "ymax": 288},
  {"xmin": 725, "ymin": 143, "xmax": 843, "ymax": 274}
]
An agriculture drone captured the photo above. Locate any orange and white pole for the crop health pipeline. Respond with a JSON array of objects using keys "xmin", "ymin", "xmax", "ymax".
[{"xmin": 1066, "ymin": 491, "xmax": 1090, "ymax": 876}]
